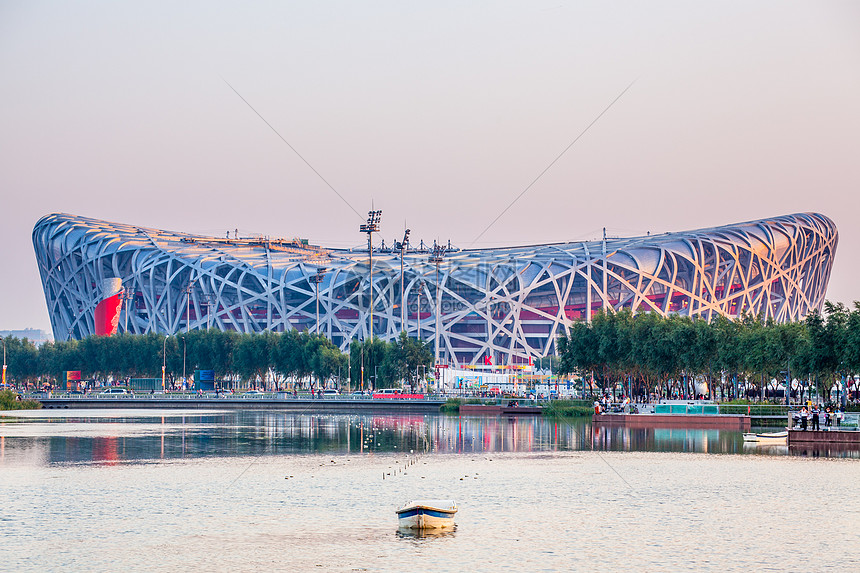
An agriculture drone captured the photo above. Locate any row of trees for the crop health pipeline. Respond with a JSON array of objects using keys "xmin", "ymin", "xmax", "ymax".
[
  {"xmin": 1, "ymin": 329, "xmax": 433, "ymax": 391},
  {"xmin": 557, "ymin": 302, "xmax": 860, "ymax": 403}
]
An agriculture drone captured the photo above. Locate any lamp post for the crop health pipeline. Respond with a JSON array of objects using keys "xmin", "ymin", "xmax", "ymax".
[
  {"xmin": 182, "ymin": 336, "xmax": 187, "ymax": 389},
  {"xmin": 204, "ymin": 293, "xmax": 217, "ymax": 330},
  {"xmin": 185, "ymin": 281, "xmax": 194, "ymax": 334},
  {"xmin": 162, "ymin": 335, "xmax": 169, "ymax": 391},
  {"xmin": 311, "ymin": 267, "xmax": 327, "ymax": 336},
  {"xmin": 430, "ymin": 242, "xmax": 445, "ymax": 366},
  {"xmin": 120, "ymin": 287, "xmax": 134, "ymax": 333},
  {"xmin": 394, "ymin": 229, "xmax": 410, "ymax": 334},
  {"xmin": 2, "ymin": 338, "xmax": 6, "ymax": 387},
  {"xmin": 359, "ymin": 209, "xmax": 382, "ymax": 340},
  {"xmin": 417, "ymin": 280, "xmax": 424, "ymax": 343},
  {"xmin": 417, "ymin": 364, "xmax": 428, "ymax": 393}
]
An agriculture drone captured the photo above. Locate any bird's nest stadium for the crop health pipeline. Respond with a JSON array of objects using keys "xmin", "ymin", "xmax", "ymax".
[{"xmin": 33, "ymin": 212, "xmax": 837, "ymax": 366}]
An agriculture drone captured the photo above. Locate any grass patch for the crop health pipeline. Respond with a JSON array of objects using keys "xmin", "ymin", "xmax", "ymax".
[
  {"xmin": 543, "ymin": 399, "xmax": 593, "ymax": 418},
  {"xmin": 0, "ymin": 390, "xmax": 42, "ymax": 410},
  {"xmin": 440, "ymin": 398, "xmax": 461, "ymax": 414}
]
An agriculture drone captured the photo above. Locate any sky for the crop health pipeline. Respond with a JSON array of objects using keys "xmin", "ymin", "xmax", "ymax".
[{"xmin": 2, "ymin": 1, "xmax": 859, "ymax": 334}]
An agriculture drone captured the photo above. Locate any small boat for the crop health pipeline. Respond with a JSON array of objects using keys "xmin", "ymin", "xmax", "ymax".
[
  {"xmin": 396, "ymin": 499, "xmax": 458, "ymax": 530},
  {"xmin": 744, "ymin": 431, "xmax": 788, "ymax": 442},
  {"xmin": 756, "ymin": 431, "xmax": 788, "ymax": 440}
]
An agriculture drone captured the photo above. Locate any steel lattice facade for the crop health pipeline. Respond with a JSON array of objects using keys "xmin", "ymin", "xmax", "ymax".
[{"xmin": 33, "ymin": 212, "xmax": 837, "ymax": 366}]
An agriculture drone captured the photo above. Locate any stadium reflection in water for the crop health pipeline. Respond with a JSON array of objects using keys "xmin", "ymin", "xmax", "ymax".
[{"xmin": 2, "ymin": 411, "xmax": 856, "ymax": 464}]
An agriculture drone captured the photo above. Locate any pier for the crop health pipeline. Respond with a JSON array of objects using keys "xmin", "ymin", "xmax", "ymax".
[{"xmin": 33, "ymin": 395, "xmax": 446, "ymax": 413}]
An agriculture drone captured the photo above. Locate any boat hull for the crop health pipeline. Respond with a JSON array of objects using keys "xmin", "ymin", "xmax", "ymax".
[{"xmin": 396, "ymin": 507, "xmax": 457, "ymax": 530}]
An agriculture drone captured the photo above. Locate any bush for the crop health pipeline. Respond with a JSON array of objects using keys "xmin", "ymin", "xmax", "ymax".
[
  {"xmin": 440, "ymin": 398, "xmax": 461, "ymax": 414},
  {"xmin": 0, "ymin": 390, "xmax": 42, "ymax": 410}
]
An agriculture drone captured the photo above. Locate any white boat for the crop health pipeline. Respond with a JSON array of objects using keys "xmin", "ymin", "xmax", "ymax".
[
  {"xmin": 744, "ymin": 431, "xmax": 788, "ymax": 442},
  {"xmin": 756, "ymin": 431, "xmax": 788, "ymax": 440},
  {"xmin": 396, "ymin": 500, "xmax": 458, "ymax": 530}
]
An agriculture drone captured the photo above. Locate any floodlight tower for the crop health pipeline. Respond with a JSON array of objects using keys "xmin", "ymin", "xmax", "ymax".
[
  {"xmin": 429, "ymin": 241, "xmax": 446, "ymax": 365},
  {"xmin": 311, "ymin": 267, "xmax": 327, "ymax": 336},
  {"xmin": 359, "ymin": 210, "xmax": 382, "ymax": 340},
  {"xmin": 393, "ymin": 228, "xmax": 411, "ymax": 333}
]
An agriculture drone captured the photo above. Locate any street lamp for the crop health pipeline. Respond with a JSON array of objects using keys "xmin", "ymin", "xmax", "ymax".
[
  {"xmin": 185, "ymin": 280, "xmax": 195, "ymax": 334},
  {"xmin": 393, "ymin": 229, "xmax": 411, "ymax": 333},
  {"xmin": 120, "ymin": 287, "xmax": 134, "ymax": 333},
  {"xmin": 311, "ymin": 267, "xmax": 327, "ymax": 336},
  {"xmin": 417, "ymin": 279, "xmax": 425, "ymax": 343},
  {"xmin": 2, "ymin": 338, "xmax": 6, "ymax": 387},
  {"xmin": 162, "ymin": 335, "xmax": 169, "ymax": 391},
  {"xmin": 359, "ymin": 209, "xmax": 382, "ymax": 340},
  {"xmin": 182, "ymin": 336, "xmax": 187, "ymax": 389},
  {"xmin": 430, "ymin": 242, "xmax": 445, "ymax": 366},
  {"xmin": 204, "ymin": 293, "xmax": 217, "ymax": 330},
  {"xmin": 416, "ymin": 364, "xmax": 428, "ymax": 393}
]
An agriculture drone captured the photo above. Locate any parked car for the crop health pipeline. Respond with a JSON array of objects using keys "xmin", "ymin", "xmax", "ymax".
[
  {"xmin": 323, "ymin": 389, "xmax": 340, "ymax": 396},
  {"xmin": 99, "ymin": 387, "xmax": 130, "ymax": 395}
]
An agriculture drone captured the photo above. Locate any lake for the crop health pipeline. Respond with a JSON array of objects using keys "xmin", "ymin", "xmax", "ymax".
[{"xmin": 2, "ymin": 410, "xmax": 858, "ymax": 571}]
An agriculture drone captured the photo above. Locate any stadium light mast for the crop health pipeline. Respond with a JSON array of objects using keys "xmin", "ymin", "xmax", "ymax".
[
  {"xmin": 394, "ymin": 229, "xmax": 411, "ymax": 334},
  {"xmin": 311, "ymin": 267, "xmax": 327, "ymax": 336},
  {"xmin": 602, "ymin": 227, "xmax": 608, "ymax": 313},
  {"xmin": 359, "ymin": 210, "xmax": 382, "ymax": 340},
  {"xmin": 430, "ymin": 242, "xmax": 446, "ymax": 366}
]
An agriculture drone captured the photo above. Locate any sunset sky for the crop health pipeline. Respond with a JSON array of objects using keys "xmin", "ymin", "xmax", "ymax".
[{"xmin": 2, "ymin": 1, "xmax": 859, "ymax": 333}]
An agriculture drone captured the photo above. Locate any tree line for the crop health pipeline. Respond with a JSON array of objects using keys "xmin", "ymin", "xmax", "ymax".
[
  {"xmin": 2, "ymin": 329, "xmax": 433, "ymax": 391},
  {"xmin": 557, "ymin": 302, "xmax": 860, "ymax": 403}
]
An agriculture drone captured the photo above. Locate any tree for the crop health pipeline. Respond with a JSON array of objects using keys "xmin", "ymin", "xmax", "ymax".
[{"xmin": 386, "ymin": 332, "xmax": 433, "ymax": 391}]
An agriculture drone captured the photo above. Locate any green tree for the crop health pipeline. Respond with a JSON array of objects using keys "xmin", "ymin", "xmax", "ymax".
[{"xmin": 386, "ymin": 332, "xmax": 433, "ymax": 391}]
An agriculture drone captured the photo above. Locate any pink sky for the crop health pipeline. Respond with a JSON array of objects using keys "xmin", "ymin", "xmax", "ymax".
[{"xmin": 2, "ymin": 1, "xmax": 859, "ymax": 332}]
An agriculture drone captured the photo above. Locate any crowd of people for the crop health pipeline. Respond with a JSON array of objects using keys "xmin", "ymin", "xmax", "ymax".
[{"xmin": 795, "ymin": 404, "xmax": 845, "ymax": 430}]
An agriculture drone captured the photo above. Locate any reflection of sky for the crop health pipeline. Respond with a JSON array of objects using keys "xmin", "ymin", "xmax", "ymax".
[{"xmin": 1, "ymin": 411, "xmax": 857, "ymax": 466}]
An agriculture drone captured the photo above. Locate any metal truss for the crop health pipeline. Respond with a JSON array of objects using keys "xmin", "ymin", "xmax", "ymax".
[{"xmin": 33, "ymin": 212, "xmax": 838, "ymax": 366}]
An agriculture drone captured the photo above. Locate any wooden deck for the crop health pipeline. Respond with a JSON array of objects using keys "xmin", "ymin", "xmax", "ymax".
[
  {"xmin": 788, "ymin": 429, "xmax": 860, "ymax": 445},
  {"xmin": 593, "ymin": 413, "xmax": 751, "ymax": 430}
]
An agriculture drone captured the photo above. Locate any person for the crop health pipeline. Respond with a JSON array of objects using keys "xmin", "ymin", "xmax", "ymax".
[
  {"xmin": 826, "ymin": 408, "xmax": 833, "ymax": 427},
  {"xmin": 811, "ymin": 405, "xmax": 820, "ymax": 431},
  {"xmin": 594, "ymin": 399, "xmax": 601, "ymax": 415},
  {"xmin": 800, "ymin": 407, "xmax": 808, "ymax": 430},
  {"xmin": 836, "ymin": 407, "xmax": 844, "ymax": 427}
]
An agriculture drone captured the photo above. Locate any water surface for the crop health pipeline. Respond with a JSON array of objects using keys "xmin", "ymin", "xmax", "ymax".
[{"xmin": 2, "ymin": 411, "xmax": 857, "ymax": 571}]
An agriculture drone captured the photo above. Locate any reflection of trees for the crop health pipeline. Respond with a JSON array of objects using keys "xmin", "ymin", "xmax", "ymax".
[{"xmin": 16, "ymin": 412, "xmax": 855, "ymax": 465}]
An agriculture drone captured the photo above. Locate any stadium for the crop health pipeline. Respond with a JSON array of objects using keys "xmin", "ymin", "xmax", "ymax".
[{"xmin": 33, "ymin": 212, "xmax": 837, "ymax": 366}]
